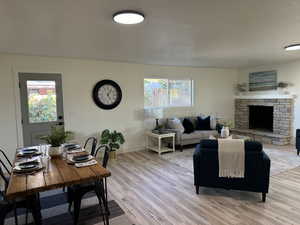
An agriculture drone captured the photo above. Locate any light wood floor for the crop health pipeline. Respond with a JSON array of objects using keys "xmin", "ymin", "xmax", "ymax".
[{"xmin": 107, "ymin": 149, "xmax": 300, "ymax": 225}]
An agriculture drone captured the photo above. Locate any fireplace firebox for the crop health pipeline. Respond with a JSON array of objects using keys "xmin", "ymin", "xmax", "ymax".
[{"xmin": 249, "ymin": 105, "xmax": 274, "ymax": 132}]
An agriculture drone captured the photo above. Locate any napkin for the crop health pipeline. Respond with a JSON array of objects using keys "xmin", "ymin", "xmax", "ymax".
[
  {"xmin": 67, "ymin": 148, "xmax": 85, "ymax": 154},
  {"xmin": 15, "ymin": 157, "xmax": 41, "ymax": 166},
  {"xmin": 75, "ymin": 160, "xmax": 97, "ymax": 168}
]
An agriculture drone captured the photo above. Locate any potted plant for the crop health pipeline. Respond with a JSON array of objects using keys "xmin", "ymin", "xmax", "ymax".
[
  {"xmin": 99, "ymin": 129, "xmax": 125, "ymax": 160},
  {"xmin": 40, "ymin": 126, "xmax": 74, "ymax": 157}
]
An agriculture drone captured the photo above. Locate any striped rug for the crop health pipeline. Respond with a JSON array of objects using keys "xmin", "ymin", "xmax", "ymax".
[{"xmin": 5, "ymin": 189, "xmax": 133, "ymax": 225}]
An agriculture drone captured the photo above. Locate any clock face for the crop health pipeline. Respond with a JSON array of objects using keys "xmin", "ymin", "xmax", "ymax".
[
  {"xmin": 92, "ymin": 80, "xmax": 122, "ymax": 110},
  {"xmin": 98, "ymin": 85, "xmax": 118, "ymax": 105}
]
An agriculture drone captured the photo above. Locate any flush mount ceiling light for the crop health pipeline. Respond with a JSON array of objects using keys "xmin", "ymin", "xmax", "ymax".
[
  {"xmin": 284, "ymin": 44, "xmax": 300, "ymax": 51},
  {"xmin": 113, "ymin": 10, "xmax": 144, "ymax": 25}
]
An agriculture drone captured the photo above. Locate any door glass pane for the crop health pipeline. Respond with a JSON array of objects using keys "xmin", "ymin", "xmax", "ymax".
[{"xmin": 27, "ymin": 80, "xmax": 57, "ymax": 123}]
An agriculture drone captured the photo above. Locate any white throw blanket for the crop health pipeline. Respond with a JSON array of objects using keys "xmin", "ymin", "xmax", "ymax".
[{"xmin": 218, "ymin": 139, "xmax": 245, "ymax": 178}]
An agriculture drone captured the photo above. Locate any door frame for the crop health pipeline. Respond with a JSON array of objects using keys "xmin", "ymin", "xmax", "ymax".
[{"xmin": 12, "ymin": 70, "xmax": 64, "ymax": 147}]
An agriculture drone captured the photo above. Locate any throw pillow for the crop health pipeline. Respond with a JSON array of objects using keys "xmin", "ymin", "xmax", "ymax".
[
  {"xmin": 196, "ymin": 116, "xmax": 211, "ymax": 130},
  {"xmin": 182, "ymin": 118, "xmax": 195, "ymax": 134},
  {"xmin": 168, "ymin": 118, "xmax": 185, "ymax": 133}
]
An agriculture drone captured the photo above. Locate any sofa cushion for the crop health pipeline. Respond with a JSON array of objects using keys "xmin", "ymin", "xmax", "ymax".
[
  {"xmin": 196, "ymin": 116, "xmax": 211, "ymax": 130},
  {"xmin": 182, "ymin": 118, "xmax": 195, "ymax": 134},
  {"xmin": 199, "ymin": 139, "xmax": 263, "ymax": 152}
]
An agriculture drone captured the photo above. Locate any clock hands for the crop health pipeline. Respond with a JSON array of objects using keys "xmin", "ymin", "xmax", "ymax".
[{"xmin": 97, "ymin": 84, "xmax": 118, "ymax": 105}]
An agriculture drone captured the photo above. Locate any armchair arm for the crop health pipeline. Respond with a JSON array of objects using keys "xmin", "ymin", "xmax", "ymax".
[
  {"xmin": 161, "ymin": 128, "xmax": 183, "ymax": 145},
  {"xmin": 261, "ymin": 151, "xmax": 271, "ymax": 193}
]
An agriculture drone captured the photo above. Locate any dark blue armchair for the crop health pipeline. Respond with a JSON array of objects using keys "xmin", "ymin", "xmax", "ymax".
[{"xmin": 193, "ymin": 140, "xmax": 271, "ymax": 202}]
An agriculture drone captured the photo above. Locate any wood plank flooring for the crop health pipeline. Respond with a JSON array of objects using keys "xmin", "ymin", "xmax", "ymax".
[{"xmin": 107, "ymin": 150, "xmax": 300, "ymax": 225}]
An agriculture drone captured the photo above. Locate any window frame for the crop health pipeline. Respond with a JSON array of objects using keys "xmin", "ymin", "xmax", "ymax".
[{"xmin": 144, "ymin": 78, "xmax": 194, "ymax": 109}]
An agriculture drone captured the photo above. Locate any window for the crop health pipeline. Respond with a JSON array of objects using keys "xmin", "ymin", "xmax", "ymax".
[{"xmin": 144, "ymin": 78, "xmax": 193, "ymax": 108}]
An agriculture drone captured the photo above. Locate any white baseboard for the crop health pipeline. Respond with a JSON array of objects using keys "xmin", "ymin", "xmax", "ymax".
[{"xmin": 118, "ymin": 145, "xmax": 145, "ymax": 154}]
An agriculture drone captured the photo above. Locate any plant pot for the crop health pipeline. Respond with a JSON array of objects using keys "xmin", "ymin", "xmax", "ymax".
[
  {"xmin": 109, "ymin": 151, "xmax": 117, "ymax": 160},
  {"xmin": 49, "ymin": 146, "xmax": 62, "ymax": 157}
]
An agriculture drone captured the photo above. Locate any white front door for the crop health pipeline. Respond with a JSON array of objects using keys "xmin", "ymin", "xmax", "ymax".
[{"xmin": 19, "ymin": 73, "xmax": 64, "ymax": 146}]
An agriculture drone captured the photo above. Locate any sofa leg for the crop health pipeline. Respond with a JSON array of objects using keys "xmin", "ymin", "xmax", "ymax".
[
  {"xmin": 262, "ymin": 193, "xmax": 266, "ymax": 202},
  {"xmin": 195, "ymin": 185, "xmax": 199, "ymax": 194},
  {"xmin": 297, "ymin": 149, "xmax": 299, "ymax": 156}
]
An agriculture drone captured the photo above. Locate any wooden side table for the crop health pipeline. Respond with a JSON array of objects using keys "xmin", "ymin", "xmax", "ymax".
[{"xmin": 146, "ymin": 132, "xmax": 175, "ymax": 155}]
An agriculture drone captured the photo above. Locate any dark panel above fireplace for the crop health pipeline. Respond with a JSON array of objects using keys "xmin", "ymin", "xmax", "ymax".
[{"xmin": 249, "ymin": 105, "xmax": 274, "ymax": 132}]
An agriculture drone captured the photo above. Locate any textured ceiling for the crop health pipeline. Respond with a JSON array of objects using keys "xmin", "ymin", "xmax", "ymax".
[{"xmin": 1, "ymin": 0, "xmax": 300, "ymax": 68}]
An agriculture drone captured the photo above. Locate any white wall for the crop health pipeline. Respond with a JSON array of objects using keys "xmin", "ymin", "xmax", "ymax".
[
  {"xmin": 0, "ymin": 53, "xmax": 238, "ymax": 161},
  {"xmin": 238, "ymin": 59, "xmax": 300, "ymax": 139}
]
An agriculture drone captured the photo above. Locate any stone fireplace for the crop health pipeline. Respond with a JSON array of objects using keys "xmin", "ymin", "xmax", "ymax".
[{"xmin": 234, "ymin": 98, "xmax": 293, "ymax": 145}]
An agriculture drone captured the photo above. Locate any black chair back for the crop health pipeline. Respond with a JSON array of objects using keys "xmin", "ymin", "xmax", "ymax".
[
  {"xmin": 94, "ymin": 146, "xmax": 110, "ymax": 168},
  {"xmin": 0, "ymin": 148, "xmax": 12, "ymax": 175},
  {"xmin": 0, "ymin": 167, "xmax": 9, "ymax": 191},
  {"xmin": 84, "ymin": 137, "xmax": 98, "ymax": 156}
]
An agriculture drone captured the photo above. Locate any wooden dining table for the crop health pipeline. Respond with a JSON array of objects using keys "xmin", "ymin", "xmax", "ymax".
[{"xmin": 6, "ymin": 150, "xmax": 111, "ymax": 224}]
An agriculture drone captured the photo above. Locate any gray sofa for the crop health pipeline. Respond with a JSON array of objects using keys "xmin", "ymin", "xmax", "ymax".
[{"xmin": 162, "ymin": 117, "xmax": 218, "ymax": 150}]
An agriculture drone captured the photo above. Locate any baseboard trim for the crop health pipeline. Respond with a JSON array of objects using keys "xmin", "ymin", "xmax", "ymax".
[{"xmin": 118, "ymin": 146, "xmax": 145, "ymax": 154}]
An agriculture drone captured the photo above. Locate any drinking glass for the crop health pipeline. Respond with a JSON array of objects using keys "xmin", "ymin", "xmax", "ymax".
[
  {"xmin": 40, "ymin": 144, "xmax": 51, "ymax": 173},
  {"xmin": 39, "ymin": 144, "xmax": 47, "ymax": 156},
  {"xmin": 41, "ymin": 155, "xmax": 50, "ymax": 173}
]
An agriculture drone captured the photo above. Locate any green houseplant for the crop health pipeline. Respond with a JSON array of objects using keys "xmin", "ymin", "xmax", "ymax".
[
  {"xmin": 99, "ymin": 129, "xmax": 125, "ymax": 159},
  {"xmin": 40, "ymin": 126, "xmax": 73, "ymax": 156}
]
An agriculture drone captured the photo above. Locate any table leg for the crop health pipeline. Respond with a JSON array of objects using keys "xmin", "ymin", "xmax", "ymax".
[
  {"xmin": 103, "ymin": 178, "xmax": 109, "ymax": 225},
  {"xmin": 146, "ymin": 135, "xmax": 149, "ymax": 151},
  {"xmin": 173, "ymin": 136, "xmax": 175, "ymax": 152},
  {"xmin": 158, "ymin": 137, "xmax": 161, "ymax": 155},
  {"xmin": 104, "ymin": 178, "xmax": 109, "ymax": 217},
  {"xmin": 13, "ymin": 203, "xmax": 18, "ymax": 225},
  {"xmin": 28, "ymin": 193, "xmax": 42, "ymax": 225}
]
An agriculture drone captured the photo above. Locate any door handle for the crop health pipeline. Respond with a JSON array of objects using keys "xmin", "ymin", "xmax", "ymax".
[
  {"xmin": 58, "ymin": 122, "xmax": 64, "ymax": 126},
  {"xmin": 58, "ymin": 116, "xmax": 63, "ymax": 120}
]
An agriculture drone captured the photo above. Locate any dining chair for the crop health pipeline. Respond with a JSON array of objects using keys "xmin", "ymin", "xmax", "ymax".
[
  {"xmin": 0, "ymin": 166, "xmax": 42, "ymax": 225},
  {"xmin": 83, "ymin": 137, "xmax": 98, "ymax": 156},
  {"xmin": 67, "ymin": 145, "xmax": 110, "ymax": 225},
  {"xmin": 63, "ymin": 137, "xmax": 98, "ymax": 192},
  {"xmin": 0, "ymin": 148, "xmax": 13, "ymax": 176}
]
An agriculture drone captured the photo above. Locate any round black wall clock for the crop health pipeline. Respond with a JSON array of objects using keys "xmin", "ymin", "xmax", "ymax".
[{"xmin": 92, "ymin": 80, "xmax": 122, "ymax": 110}]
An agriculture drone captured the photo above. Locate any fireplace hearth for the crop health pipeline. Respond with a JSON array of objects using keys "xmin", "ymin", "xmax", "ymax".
[{"xmin": 249, "ymin": 105, "xmax": 273, "ymax": 132}]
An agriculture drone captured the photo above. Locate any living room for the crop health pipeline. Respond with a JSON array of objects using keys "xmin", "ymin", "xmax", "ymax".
[{"xmin": 1, "ymin": 0, "xmax": 300, "ymax": 225}]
